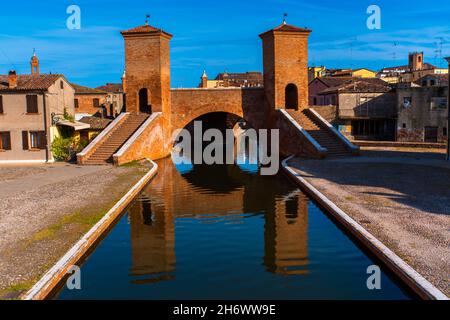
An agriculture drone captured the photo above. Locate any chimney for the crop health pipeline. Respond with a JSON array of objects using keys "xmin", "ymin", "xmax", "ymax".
[{"xmin": 8, "ymin": 70, "xmax": 18, "ymax": 89}]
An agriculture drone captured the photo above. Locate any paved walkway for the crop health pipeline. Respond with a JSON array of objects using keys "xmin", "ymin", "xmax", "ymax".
[
  {"xmin": 0, "ymin": 162, "xmax": 148, "ymax": 298},
  {"xmin": 288, "ymin": 148, "xmax": 450, "ymax": 296},
  {"xmin": 0, "ymin": 163, "xmax": 109, "ymax": 197}
]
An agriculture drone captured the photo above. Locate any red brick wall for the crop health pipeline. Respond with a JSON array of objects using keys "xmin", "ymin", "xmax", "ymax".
[
  {"xmin": 261, "ymin": 31, "xmax": 310, "ymax": 111},
  {"xmin": 75, "ymin": 93, "xmax": 107, "ymax": 115},
  {"xmin": 123, "ymin": 33, "xmax": 171, "ymax": 115},
  {"xmin": 170, "ymin": 88, "xmax": 268, "ymax": 131}
]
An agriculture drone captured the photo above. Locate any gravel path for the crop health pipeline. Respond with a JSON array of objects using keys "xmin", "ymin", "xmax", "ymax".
[
  {"xmin": 0, "ymin": 163, "xmax": 148, "ymax": 298},
  {"xmin": 288, "ymin": 150, "xmax": 450, "ymax": 297}
]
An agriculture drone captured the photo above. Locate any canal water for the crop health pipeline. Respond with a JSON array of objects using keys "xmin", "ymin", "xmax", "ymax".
[{"xmin": 57, "ymin": 158, "xmax": 412, "ymax": 300}]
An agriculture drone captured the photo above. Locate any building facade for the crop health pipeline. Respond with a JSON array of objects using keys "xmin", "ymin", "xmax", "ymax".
[
  {"xmin": 96, "ymin": 83, "xmax": 125, "ymax": 116},
  {"xmin": 199, "ymin": 71, "xmax": 263, "ymax": 88},
  {"xmin": 309, "ymin": 77, "xmax": 396, "ymax": 140},
  {"xmin": 396, "ymin": 85, "xmax": 448, "ymax": 143},
  {"xmin": 72, "ymin": 83, "xmax": 108, "ymax": 119},
  {"xmin": 0, "ymin": 71, "xmax": 77, "ymax": 163},
  {"xmin": 378, "ymin": 52, "xmax": 448, "ymax": 84}
]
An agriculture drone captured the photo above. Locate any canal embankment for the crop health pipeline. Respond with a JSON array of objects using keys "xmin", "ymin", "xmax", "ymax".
[
  {"xmin": 0, "ymin": 161, "xmax": 153, "ymax": 299},
  {"xmin": 285, "ymin": 149, "xmax": 450, "ymax": 298}
]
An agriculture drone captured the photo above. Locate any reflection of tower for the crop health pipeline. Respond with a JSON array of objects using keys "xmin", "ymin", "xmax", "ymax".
[
  {"xmin": 129, "ymin": 196, "xmax": 175, "ymax": 283},
  {"xmin": 264, "ymin": 192, "xmax": 309, "ymax": 275}
]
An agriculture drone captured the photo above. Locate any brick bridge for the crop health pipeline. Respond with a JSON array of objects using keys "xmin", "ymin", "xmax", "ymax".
[{"xmin": 77, "ymin": 22, "xmax": 358, "ymax": 165}]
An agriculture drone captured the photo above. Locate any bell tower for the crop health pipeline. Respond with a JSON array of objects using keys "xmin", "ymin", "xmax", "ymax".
[
  {"xmin": 121, "ymin": 19, "xmax": 172, "ymax": 115},
  {"xmin": 30, "ymin": 49, "xmax": 40, "ymax": 75},
  {"xmin": 260, "ymin": 21, "xmax": 311, "ymax": 111}
]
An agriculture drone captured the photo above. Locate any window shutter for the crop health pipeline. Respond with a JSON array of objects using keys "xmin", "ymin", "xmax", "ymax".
[
  {"xmin": 0, "ymin": 95, "xmax": 3, "ymax": 114},
  {"xmin": 22, "ymin": 131, "xmax": 29, "ymax": 150},
  {"xmin": 4, "ymin": 132, "xmax": 11, "ymax": 150},
  {"xmin": 26, "ymin": 95, "xmax": 38, "ymax": 113},
  {"xmin": 38, "ymin": 131, "xmax": 47, "ymax": 150}
]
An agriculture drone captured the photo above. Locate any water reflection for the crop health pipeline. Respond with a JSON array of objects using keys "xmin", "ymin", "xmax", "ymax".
[
  {"xmin": 129, "ymin": 158, "xmax": 308, "ymax": 281},
  {"xmin": 57, "ymin": 157, "xmax": 411, "ymax": 299}
]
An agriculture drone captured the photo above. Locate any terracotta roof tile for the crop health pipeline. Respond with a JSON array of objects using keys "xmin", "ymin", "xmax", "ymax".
[
  {"xmin": 273, "ymin": 23, "xmax": 311, "ymax": 33},
  {"xmin": 96, "ymin": 83, "xmax": 123, "ymax": 93},
  {"xmin": 71, "ymin": 83, "xmax": 106, "ymax": 94},
  {"xmin": 319, "ymin": 78, "xmax": 391, "ymax": 94},
  {"xmin": 121, "ymin": 24, "xmax": 172, "ymax": 37},
  {"xmin": 0, "ymin": 74, "xmax": 63, "ymax": 91},
  {"xmin": 79, "ymin": 116, "xmax": 112, "ymax": 130}
]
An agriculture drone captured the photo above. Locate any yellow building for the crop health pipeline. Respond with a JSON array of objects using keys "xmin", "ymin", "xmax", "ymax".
[
  {"xmin": 352, "ymin": 68, "xmax": 377, "ymax": 78},
  {"xmin": 308, "ymin": 66, "xmax": 326, "ymax": 82}
]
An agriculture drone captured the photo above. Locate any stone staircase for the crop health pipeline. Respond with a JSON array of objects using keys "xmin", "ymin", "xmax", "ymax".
[
  {"xmin": 83, "ymin": 114, "xmax": 149, "ymax": 165},
  {"xmin": 286, "ymin": 109, "xmax": 352, "ymax": 157}
]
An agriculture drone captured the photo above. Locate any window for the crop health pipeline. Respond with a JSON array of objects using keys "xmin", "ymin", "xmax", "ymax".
[
  {"xmin": 313, "ymin": 97, "xmax": 317, "ymax": 105},
  {"xmin": 93, "ymin": 98, "xmax": 100, "ymax": 108},
  {"xmin": 402, "ymin": 123, "xmax": 407, "ymax": 129},
  {"xmin": 26, "ymin": 95, "xmax": 38, "ymax": 114},
  {"xmin": 430, "ymin": 80, "xmax": 436, "ymax": 86},
  {"xmin": 431, "ymin": 97, "xmax": 447, "ymax": 110},
  {"xmin": 444, "ymin": 127, "xmax": 448, "ymax": 137},
  {"xmin": 0, "ymin": 95, "xmax": 3, "ymax": 114},
  {"xmin": 74, "ymin": 99, "xmax": 79, "ymax": 109},
  {"xmin": 0, "ymin": 132, "xmax": 11, "ymax": 150},
  {"xmin": 23, "ymin": 131, "xmax": 46, "ymax": 150},
  {"xmin": 60, "ymin": 81, "xmax": 64, "ymax": 89}
]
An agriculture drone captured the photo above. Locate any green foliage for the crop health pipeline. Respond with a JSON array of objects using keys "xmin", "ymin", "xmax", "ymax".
[
  {"xmin": 63, "ymin": 107, "xmax": 75, "ymax": 122},
  {"xmin": 51, "ymin": 135, "xmax": 88, "ymax": 162},
  {"xmin": 51, "ymin": 136, "xmax": 74, "ymax": 161}
]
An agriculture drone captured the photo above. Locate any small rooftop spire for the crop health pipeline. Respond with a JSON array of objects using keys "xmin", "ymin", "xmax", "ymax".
[
  {"xmin": 283, "ymin": 13, "xmax": 288, "ymax": 25},
  {"xmin": 33, "ymin": 48, "xmax": 36, "ymax": 57},
  {"xmin": 145, "ymin": 14, "xmax": 150, "ymax": 26},
  {"xmin": 202, "ymin": 70, "xmax": 207, "ymax": 78}
]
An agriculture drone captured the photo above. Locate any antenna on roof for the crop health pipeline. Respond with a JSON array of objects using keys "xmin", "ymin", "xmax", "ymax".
[
  {"xmin": 392, "ymin": 42, "xmax": 398, "ymax": 64},
  {"xmin": 283, "ymin": 13, "xmax": 288, "ymax": 25},
  {"xmin": 434, "ymin": 37, "xmax": 444, "ymax": 68},
  {"xmin": 145, "ymin": 14, "xmax": 150, "ymax": 26}
]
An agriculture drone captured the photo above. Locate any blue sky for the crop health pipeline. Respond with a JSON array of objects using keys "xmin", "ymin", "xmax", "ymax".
[{"xmin": 0, "ymin": 0, "xmax": 449, "ymax": 88}]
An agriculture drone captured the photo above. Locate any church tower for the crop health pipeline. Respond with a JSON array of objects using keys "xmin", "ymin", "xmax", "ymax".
[
  {"xmin": 30, "ymin": 49, "xmax": 39, "ymax": 75},
  {"xmin": 260, "ymin": 21, "xmax": 311, "ymax": 111},
  {"xmin": 121, "ymin": 20, "xmax": 172, "ymax": 115}
]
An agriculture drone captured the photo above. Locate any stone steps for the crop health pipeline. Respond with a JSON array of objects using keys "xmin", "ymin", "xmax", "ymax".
[
  {"xmin": 83, "ymin": 113, "xmax": 149, "ymax": 164},
  {"xmin": 286, "ymin": 109, "xmax": 351, "ymax": 157}
]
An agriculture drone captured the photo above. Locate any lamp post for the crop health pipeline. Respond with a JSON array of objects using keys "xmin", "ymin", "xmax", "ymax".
[{"xmin": 446, "ymin": 57, "xmax": 450, "ymax": 161}]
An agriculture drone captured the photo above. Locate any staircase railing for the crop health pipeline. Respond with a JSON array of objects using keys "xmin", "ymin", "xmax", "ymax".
[
  {"xmin": 307, "ymin": 108, "xmax": 360, "ymax": 154},
  {"xmin": 77, "ymin": 112, "xmax": 130, "ymax": 164},
  {"xmin": 279, "ymin": 109, "xmax": 327, "ymax": 156}
]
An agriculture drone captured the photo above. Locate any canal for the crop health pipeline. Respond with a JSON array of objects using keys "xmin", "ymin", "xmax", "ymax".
[{"xmin": 57, "ymin": 158, "xmax": 412, "ymax": 299}]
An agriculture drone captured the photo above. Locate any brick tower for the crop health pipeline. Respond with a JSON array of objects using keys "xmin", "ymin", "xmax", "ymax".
[
  {"xmin": 121, "ymin": 23, "xmax": 172, "ymax": 115},
  {"xmin": 30, "ymin": 49, "xmax": 39, "ymax": 75},
  {"xmin": 260, "ymin": 22, "xmax": 311, "ymax": 111}
]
